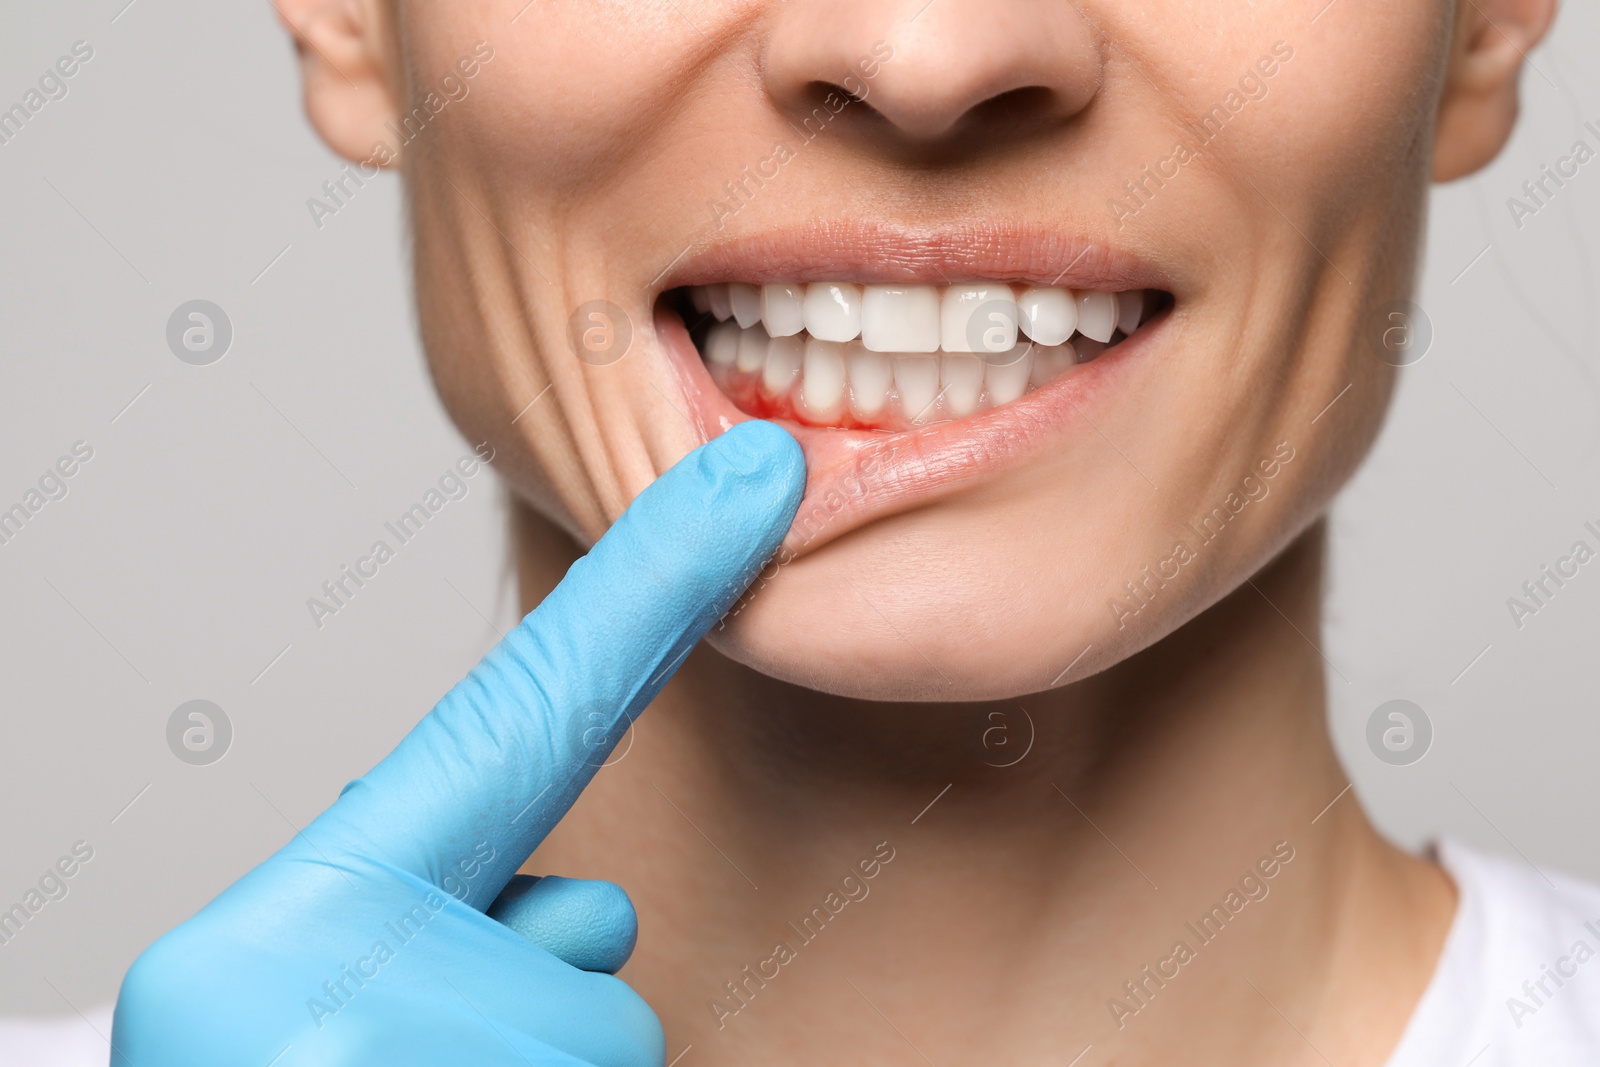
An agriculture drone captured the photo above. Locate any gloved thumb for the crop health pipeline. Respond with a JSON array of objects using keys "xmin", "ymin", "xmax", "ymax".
[{"xmin": 487, "ymin": 875, "xmax": 639, "ymax": 974}]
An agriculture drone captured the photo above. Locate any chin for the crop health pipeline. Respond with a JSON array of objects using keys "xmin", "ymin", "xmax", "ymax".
[{"xmin": 701, "ymin": 494, "xmax": 1221, "ymax": 703}]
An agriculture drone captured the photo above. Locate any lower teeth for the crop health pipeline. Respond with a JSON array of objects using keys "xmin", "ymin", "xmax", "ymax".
[{"xmin": 695, "ymin": 320, "xmax": 1124, "ymax": 428}]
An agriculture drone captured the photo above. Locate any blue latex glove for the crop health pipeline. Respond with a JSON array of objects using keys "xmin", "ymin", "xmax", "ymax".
[{"xmin": 111, "ymin": 421, "xmax": 805, "ymax": 1066}]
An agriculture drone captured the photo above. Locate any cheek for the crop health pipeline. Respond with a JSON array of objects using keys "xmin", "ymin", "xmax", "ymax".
[
  {"xmin": 400, "ymin": 7, "xmax": 739, "ymax": 538},
  {"xmin": 402, "ymin": 2, "xmax": 711, "ymax": 185},
  {"xmin": 1218, "ymin": 10, "xmax": 1449, "ymax": 209}
]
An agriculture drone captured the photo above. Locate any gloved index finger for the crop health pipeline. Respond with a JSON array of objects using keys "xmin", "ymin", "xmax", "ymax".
[{"xmin": 304, "ymin": 420, "xmax": 805, "ymax": 910}]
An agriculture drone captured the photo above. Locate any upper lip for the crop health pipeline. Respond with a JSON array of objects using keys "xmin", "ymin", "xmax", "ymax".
[{"xmin": 655, "ymin": 219, "xmax": 1178, "ymax": 295}]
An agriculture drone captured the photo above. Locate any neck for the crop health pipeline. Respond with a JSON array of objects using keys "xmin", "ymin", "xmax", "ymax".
[{"xmin": 515, "ymin": 507, "xmax": 1453, "ymax": 1066}]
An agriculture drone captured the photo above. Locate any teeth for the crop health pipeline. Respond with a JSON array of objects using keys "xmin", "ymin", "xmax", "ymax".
[
  {"xmin": 941, "ymin": 354, "xmax": 985, "ymax": 417},
  {"xmin": 862, "ymin": 285, "xmax": 941, "ymax": 353},
  {"xmin": 893, "ymin": 355, "xmax": 940, "ymax": 421},
  {"xmin": 1030, "ymin": 343, "xmax": 1078, "ymax": 387},
  {"xmin": 846, "ymin": 342, "xmax": 892, "ymax": 417},
  {"xmin": 736, "ymin": 324, "xmax": 769, "ymax": 373},
  {"xmin": 1117, "ymin": 290, "xmax": 1144, "ymax": 336},
  {"xmin": 705, "ymin": 320, "xmax": 740, "ymax": 367},
  {"xmin": 762, "ymin": 335, "xmax": 803, "ymax": 397},
  {"xmin": 941, "ymin": 286, "xmax": 1017, "ymax": 354},
  {"xmin": 803, "ymin": 283, "xmax": 863, "ymax": 342},
  {"xmin": 1073, "ymin": 337, "xmax": 1108, "ymax": 363},
  {"xmin": 986, "ymin": 343, "xmax": 1033, "ymax": 405},
  {"xmin": 800, "ymin": 339, "xmax": 847, "ymax": 418},
  {"xmin": 1018, "ymin": 287, "xmax": 1077, "ymax": 346},
  {"xmin": 707, "ymin": 284, "xmax": 733, "ymax": 322},
  {"xmin": 690, "ymin": 281, "xmax": 1153, "ymax": 425},
  {"xmin": 691, "ymin": 282, "xmax": 1149, "ymax": 352},
  {"xmin": 729, "ymin": 283, "xmax": 763, "ymax": 329},
  {"xmin": 1075, "ymin": 290, "xmax": 1117, "ymax": 343},
  {"xmin": 762, "ymin": 284, "xmax": 806, "ymax": 338}
]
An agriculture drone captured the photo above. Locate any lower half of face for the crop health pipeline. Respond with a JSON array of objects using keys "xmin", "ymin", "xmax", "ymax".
[{"xmin": 402, "ymin": 0, "xmax": 1447, "ymax": 700}]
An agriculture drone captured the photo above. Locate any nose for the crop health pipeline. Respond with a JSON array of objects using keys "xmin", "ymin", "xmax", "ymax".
[{"xmin": 762, "ymin": 0, "xmax": 1101, "ymax": 146}]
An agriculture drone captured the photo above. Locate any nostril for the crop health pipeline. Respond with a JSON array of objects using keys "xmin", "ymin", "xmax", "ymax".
[
  {"xmin": 818, "ymin": 81, "xmax": 867, "ymax": 108},
  {"xmin": 794, "ymin": 85, "xmax": 1073, "ymax": 160},
  {"xmin": 972, "ymin": 86, "xmax": 1062, "ymax": 128},
  {"xmin": 788, "ymin": 79, "xmax": 873, "ymax": 132},
  {"xmin": 762, "ymin": 0, "xmax": 1100, "ymax": 152}
]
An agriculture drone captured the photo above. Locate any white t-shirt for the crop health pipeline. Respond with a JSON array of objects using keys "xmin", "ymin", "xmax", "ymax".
[
  {"xmin": 0, "ymin": 1004, "xmax": 111, "ymax": 1067},
  {"xmin": 5, "ymin": 840, "xmax": 1597, "ymax": 1065},
  {"xmin": 1384, "ymin": 839, "xmax": 1600, "ymax": 1064}
]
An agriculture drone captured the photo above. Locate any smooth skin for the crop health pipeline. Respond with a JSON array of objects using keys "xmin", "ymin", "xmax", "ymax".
[
  {"xmin": 110, "ymin": 421, "xmax": 805, "ymax": 1065},
  {"xmin": 180, "ymin": 1, "xmax": 1561, "ymax": 1064}
]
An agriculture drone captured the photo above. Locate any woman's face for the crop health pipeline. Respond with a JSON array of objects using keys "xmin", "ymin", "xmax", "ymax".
[{"xmin": 320, "ymin": 0, "xmax": 1518, "ymax": 699}]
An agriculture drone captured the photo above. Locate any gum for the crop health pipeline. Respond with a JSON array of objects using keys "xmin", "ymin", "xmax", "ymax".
[{"xmin": 708, "ymin": 366, "xmax": 906, "ymax": 431}]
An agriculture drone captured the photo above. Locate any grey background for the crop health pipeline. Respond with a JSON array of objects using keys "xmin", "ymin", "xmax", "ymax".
[{"xmin": 1, "ymin": 0, "xmax": 1597, "ymax": 1017}]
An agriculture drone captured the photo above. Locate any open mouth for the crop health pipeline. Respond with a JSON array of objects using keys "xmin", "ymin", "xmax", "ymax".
[
  {"xmin": 648, "ymin": 226, "xmax": 1179, "ymax": 558},
  {"xmin": 669, "ymin": 281, "xmax": 1173, "ymax": 431}
]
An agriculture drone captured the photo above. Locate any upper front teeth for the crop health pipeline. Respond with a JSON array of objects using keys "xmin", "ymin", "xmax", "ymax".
[
  {"xmin": 862, "ymin": 285, "xmax": 941, "ymax": 352},
  {"xmin": 693, "ymin": 281, "xmax": 1145, "ymax": 353},
  {"xmin": 804, "ymin": 283, "xmax": 862, "ymax": 342},
  {"xmin": 1017, "ymin": 286, "xmax": 1075, "ymax": 346},
  {"xmin": 940, "ymin": 286, "xmax": 1016, "ymax": 354}
]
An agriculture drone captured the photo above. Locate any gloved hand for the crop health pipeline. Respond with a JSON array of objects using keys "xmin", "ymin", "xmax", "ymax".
[{"xmin": 110, "ymin": 420, "xmax": 805, "ymax": 1066}]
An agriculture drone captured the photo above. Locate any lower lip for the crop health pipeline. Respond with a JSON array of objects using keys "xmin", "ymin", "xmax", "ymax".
[{"xmin": 655, "ymin": 304, "xmax": 1169, "ymax": 558}]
